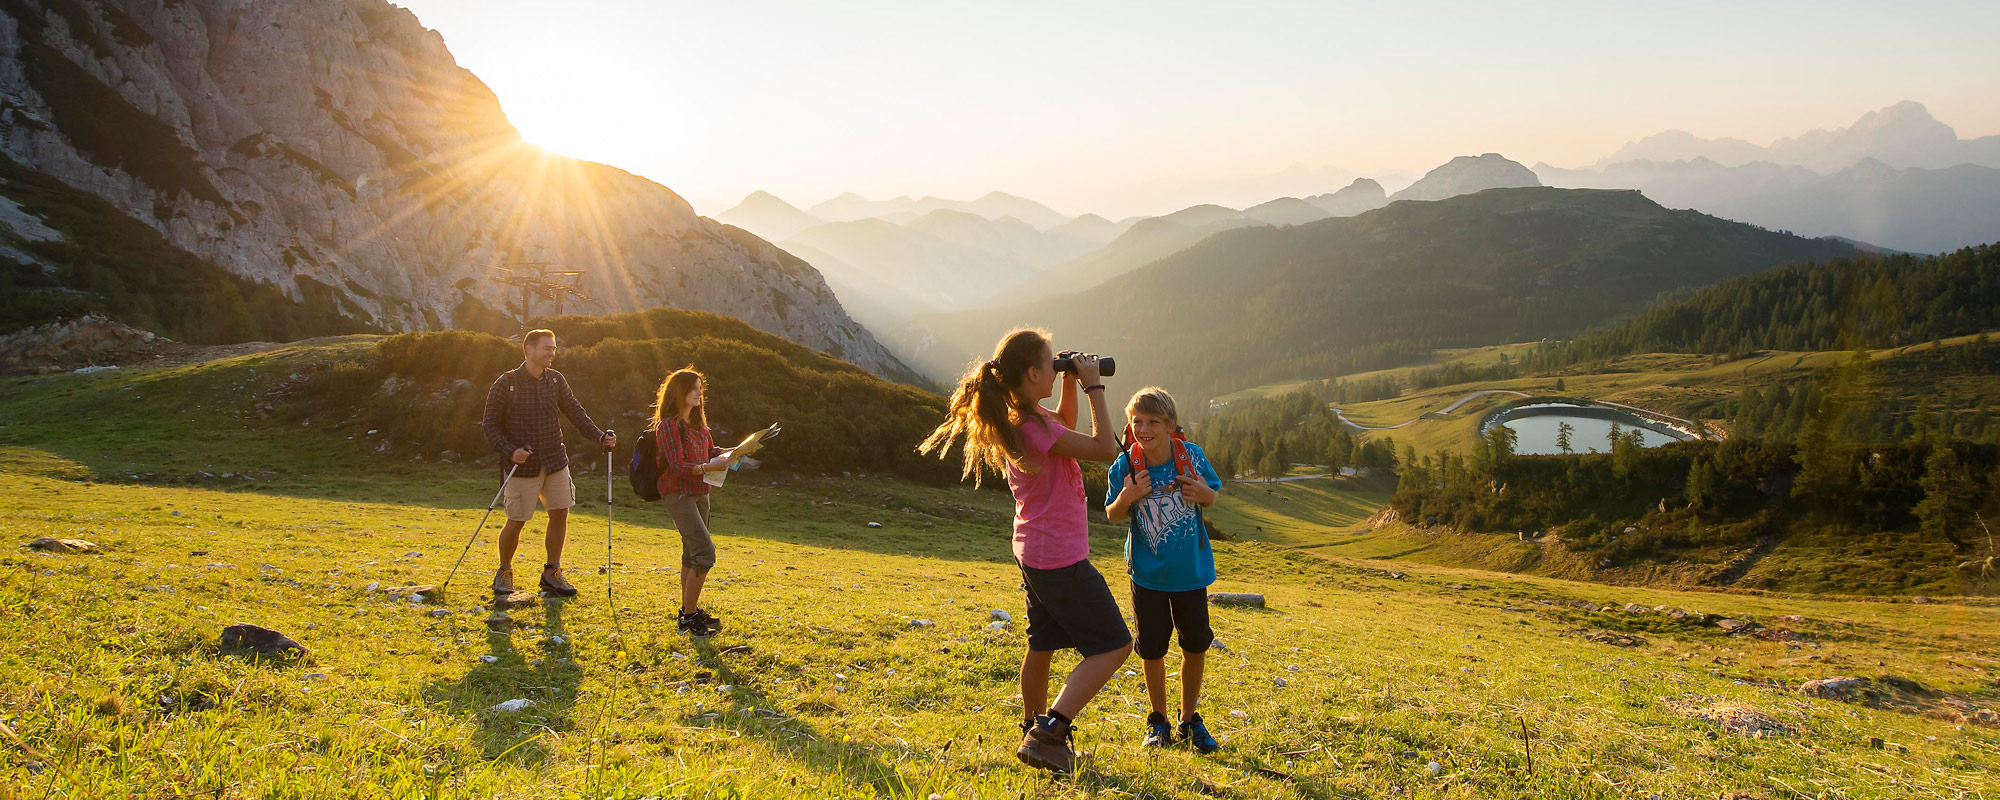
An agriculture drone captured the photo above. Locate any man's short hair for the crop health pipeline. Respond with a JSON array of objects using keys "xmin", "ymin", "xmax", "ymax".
[{"xmin": 523, "ymin": 329, "xmax": 555, "ymax": 348}]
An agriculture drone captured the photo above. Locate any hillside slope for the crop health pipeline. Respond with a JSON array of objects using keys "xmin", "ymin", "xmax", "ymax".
[{"xmin": 919, "ymin": 188, "xmax": 1861, "ymax": 405}]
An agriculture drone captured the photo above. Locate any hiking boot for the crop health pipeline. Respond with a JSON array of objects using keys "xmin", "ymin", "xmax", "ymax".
[
  {"xmin": 490, "ymin": 567, "xmax": 514, "ymax": 595},
  {"xmin": 1142, "ymin": 711, "xmax": 1173, "ymax": 748},
  {"xmin": 538, "ymin": 566, "xmax": 577, "ymax": 597},
  {"xmin": 677, "ymin": 609, "xmax": 719, "ymax": 637},
  {"xmin": 1179, "ymin": 712, "xmax": 1219, "ymax": 754},
  {"xmin": 1016, "ymin": 714, "xmax": 1075, "ymax": 774}
]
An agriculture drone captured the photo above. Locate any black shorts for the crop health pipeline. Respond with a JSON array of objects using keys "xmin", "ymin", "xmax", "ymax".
[
  {"xmin": 1131, "ymin": 582, "xmax": 1214, "ymax": 660},
  {"xmin": 1020, "ymin": 559, "xmax": 1133, "ymax": 657}
]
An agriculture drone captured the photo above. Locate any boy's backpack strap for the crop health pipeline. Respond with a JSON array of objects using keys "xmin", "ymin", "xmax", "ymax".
[{"xmin": 1127, "ymin": 426, "xmax": 1198, "ymax": 482}]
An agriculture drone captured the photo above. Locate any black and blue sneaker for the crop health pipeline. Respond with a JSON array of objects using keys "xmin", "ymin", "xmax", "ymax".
[
  {"xmin": 1142, "ymin": 711, "xmax": 1173, "ymax": 748},
  {"xmin": 1179, "ymin": 712, "xmax": 1220, "ymax": 754}
]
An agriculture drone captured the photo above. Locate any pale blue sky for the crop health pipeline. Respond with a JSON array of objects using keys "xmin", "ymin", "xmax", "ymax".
[{"xmin": 395, "ymin": 0, "xmax": 2000, "ymax": 218}]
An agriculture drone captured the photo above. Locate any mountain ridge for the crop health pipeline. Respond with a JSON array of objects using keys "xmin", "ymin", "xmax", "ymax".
[{"xmin": 911, "ymin": 187, "xmax": 1862, "ymax": 405}]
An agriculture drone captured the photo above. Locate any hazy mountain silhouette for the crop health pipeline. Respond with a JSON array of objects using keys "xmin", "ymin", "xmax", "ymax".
[
  {"xmin": 1389, "ymin": 154, "xmax": 1542, "ymax": 202},
  {"xmin": 903, "ymin": 209, "xmax": 1097, "ymax": 270},
  {"xmin": 716, "ymin": 190, "xmax": 824, "ymax": 241},
  {"xmin": 803, "ymin": 191, "xmax": 1070, "ymax": 229},
  {"xmin": 1045, "ymin": 213, "xmax": 1132, "ymax": 247},
  {"xmin": 784, "ymin": 219, "xmax": 1033, "ymax": 312},
  {"xmin": 1535, "ymin": 157, "xmax": 2000, "ymax": 253},
  {"xmin": 1594, "ymin": 101, "xmax": 2000, "ymax": 172},
  {"xmin": 1304, "ymin": 178, "xmax": 1388, "ymax": 216},
  {"xmin": 1240, "ymin": 197, "xmax": 1330, "ymax": 226}
]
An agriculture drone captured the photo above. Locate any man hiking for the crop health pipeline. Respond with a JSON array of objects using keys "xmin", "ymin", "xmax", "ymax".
[{"xmin": 481, "ymin": 328, "xmax": 616, "ymax": 598}]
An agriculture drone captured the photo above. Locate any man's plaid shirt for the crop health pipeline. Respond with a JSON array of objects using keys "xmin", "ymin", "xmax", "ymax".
[{"xmin": 481, "ymin": 364, "xmax": 606, "ymax": 478}]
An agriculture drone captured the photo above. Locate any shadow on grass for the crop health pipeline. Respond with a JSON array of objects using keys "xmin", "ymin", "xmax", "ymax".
[
  {"xmin": 674, "ymin": 638, "xmax": 1155, "ymax": 795},
  {"xmin": 420, "ymin": 597, "xmax": 583, "ymax": 763},
  {"xmin": 677, "ymin": 637, "xmax": 922, "ymax": 793}
]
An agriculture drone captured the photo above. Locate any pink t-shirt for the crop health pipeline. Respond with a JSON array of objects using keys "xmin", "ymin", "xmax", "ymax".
[{"xmin": 1007, "ymin": 407, "xmax": 1090, "ymax": 569}]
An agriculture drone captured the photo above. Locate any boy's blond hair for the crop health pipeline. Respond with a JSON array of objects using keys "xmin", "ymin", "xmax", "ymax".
[{"xmin": 1125, "ymin": 386, "xmax": 1179, "ymax": 425}]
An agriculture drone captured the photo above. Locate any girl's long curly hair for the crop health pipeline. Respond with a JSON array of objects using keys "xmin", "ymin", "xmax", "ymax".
[{"xmin": 918, "ymin": 328, "xmax": 1050, "ymax": 485}]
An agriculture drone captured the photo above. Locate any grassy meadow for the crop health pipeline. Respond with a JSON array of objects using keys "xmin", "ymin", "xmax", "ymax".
[{"xmin": 3, "ymin": 345, "xmax": 1998, "ymax": 798}]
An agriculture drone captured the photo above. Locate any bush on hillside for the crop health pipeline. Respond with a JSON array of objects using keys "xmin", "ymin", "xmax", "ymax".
[{"xmin": 284, "ymin": 313, "xmax": 955, "ymax": 482}]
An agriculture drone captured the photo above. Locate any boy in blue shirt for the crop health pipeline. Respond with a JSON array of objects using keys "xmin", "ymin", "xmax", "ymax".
[{"xmin": 1105, "ymin": 387, "xmax": 1224, "ymax": 753}]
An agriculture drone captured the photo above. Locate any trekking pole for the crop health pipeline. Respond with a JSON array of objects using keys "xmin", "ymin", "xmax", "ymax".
[
  {"xmin": 603, "ymin": 433, "xmax": 619, "ymax": 645},
  {"xmin": 440, "ymin": 452, "xmax": 527, "ymax": 597}
]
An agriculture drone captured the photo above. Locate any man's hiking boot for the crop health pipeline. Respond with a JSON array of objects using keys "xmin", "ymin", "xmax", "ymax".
[
  {"xmin": 1179, "ymin": 712, "xmax": 1220, "ymax": 754},
  {"xmin": 1016, "ymin": 714, "xmax": 1076, "ymax": 774},
  {"xmin": 677, "ymin": 608, "xmax": 720, "ymax": 637},
  {"xmin": 1142, "ymin": 711, "xmax": 1173, "ymax": 748},
  {"xmin": 491, "ymin": 567, "xmax": 514, "ymax": 596},
  {"xmin": 538, "ymin": 566, "xmax": 578, "ymax": 597}
]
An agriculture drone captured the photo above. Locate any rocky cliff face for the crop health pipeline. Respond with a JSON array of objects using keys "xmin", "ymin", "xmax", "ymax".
[{"xmin": 0, "ymin": 0, "xmax": 913, "ymax": 378}]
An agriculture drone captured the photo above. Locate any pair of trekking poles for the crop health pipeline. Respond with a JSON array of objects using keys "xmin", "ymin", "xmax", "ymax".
[{"xmin": 437, "ymin": 437, "xmax": 621, "ymax": 635}]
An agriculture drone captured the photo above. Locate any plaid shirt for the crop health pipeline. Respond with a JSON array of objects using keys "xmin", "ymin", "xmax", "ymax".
[
  {"xmin": 655, "ymin": 417, "xmax": 720, "ymax": 497},
  {"xmin": 481, "ymin": 364, "xmax": 606, "ymax": 478}
]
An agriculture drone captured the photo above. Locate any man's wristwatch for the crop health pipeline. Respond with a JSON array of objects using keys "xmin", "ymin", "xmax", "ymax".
[{"xmin": 1083, "ymin": 384, "xmax": 1105, "ymax": 393}]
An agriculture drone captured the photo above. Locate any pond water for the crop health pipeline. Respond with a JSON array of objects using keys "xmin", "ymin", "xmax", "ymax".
[{"xmin": 1498, "ymin": 406, "xmax": 1692, "ymax": 455}]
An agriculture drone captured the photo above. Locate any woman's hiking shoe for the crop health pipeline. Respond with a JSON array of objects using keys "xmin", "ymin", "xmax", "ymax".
[
  {"xmin": 1179, "ymin": 712, "xmax": 1220, "ymax": 754},
  {"xmin": 1142, "ymin": 711, "xmax": 1173, "ymax": 748},
  {"xmin": 538, "ymin": 567, "xmax": 578, "ymax": 597},
  {"xmin": 491, "ymin": 567, "xmax": 514, "ymax": 595},
  {"xmin": 677, "ymin": 608, "xmax": 720, "ymax": 637},
  {"xmin": 1016, "ymin": 715, "xmax": 1076, "ymax": 773}
]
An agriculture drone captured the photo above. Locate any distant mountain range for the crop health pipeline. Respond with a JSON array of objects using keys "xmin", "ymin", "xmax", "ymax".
[
  {"xmin": 719, "ymin": 155, "xmax": 1545, "ymax": 354},
  {"xmin": 1537, "ymin": 102, "xmax": 2000, "ymax": 254},
  {"xmin": 1534, "ymin": 157, "xmax": 2000, "ymax": 255},
  {"xmin": 909, "ymin": 187, "xmax": 1863, "ymax": 404},
  {"xmin": 792, "ymin": 191, "xmax": 1073, "ymax": 230},
  {"xmin": 1593, "ymin": 101, "xmax": 2000, "ymax": 171}
]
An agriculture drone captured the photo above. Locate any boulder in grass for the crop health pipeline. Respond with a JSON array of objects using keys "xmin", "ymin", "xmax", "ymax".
[
  {"xmin": 1209, "ymin": 592, "xmax": 1265, "ymax": 608},
  {"xmin": 385, "ymin": 585, "xmax": 438, "ymax": 602},
  {"xmin": 1716, "ymin": 618, "xmax": 1754, "ymax": 633},
  {"xmin": 219, "ymin": 623, "xmax": 308, "ymax": 659},
  {"xmin": 493, "ymin": 591, "xmax": 540, "ymax": 610},
  {"xmin": 1800, "ymin": 676, "xmax": 1875, "ymax": 702},
  {"xmin": 25, "ymin": 537, "xmax": 98, "ymax": 554}
]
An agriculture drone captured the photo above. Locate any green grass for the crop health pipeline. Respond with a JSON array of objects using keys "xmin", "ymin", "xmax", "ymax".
[
  {"xmin": 1213, "ymin": 343, "xmax": 1542, "ymax": 405},
  {"xmin": 3, "ymin": 346, "xmax": 1998, "ymax": 797},
  {"xmin": 1206, "ymin": 472, "xmax": 1397, "ymax": 547}
]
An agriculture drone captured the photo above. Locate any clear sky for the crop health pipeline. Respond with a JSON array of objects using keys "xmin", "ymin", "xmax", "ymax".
[{"xmin": 394, "ymin": 0, "xmax": 2000, "ymax": 219}]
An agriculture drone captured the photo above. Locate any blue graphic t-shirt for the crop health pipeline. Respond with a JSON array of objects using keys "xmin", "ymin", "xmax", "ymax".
[{"xmin": 1105, "ymin": 442, "xmax": 1223, "ymax": 592}]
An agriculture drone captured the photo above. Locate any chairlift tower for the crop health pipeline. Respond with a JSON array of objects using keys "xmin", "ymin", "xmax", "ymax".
[{"xmin": 490, "ymin": 260, "xmax": 594, "ymax": 329}]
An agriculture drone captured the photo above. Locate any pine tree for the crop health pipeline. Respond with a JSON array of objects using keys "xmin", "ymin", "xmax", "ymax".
[
  {"xmin": 1555, "ymin": 421, "xmax": 1574, "ymax": 455},
  {"xmin": 1915, "ymin": 444, "xmax": 1978, "ymax": 548}
]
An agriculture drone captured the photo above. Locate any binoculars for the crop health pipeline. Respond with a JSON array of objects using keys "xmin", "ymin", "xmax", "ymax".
[{"xmin": 1054, "ymin": 351, "xmax": 1116, "ymax": 378}]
